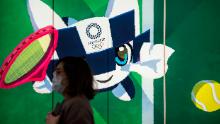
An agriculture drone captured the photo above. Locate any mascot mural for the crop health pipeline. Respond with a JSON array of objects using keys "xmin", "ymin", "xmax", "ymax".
[
  {"xmin": 28, "ymin": 0, "xmax": 174, "ymax": 101},
  {"xmin": 0, "ymin": 0, "xmax": 174, "ymax": 124}
]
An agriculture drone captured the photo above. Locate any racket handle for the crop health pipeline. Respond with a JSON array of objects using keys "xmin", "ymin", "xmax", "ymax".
[{"xmin": 52, "ymin": 102, "xmax": 62, "ymax": 116}]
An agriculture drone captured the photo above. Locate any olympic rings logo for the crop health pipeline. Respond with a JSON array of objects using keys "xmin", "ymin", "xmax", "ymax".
[{"xmin": 86, "ymin": 23, "xmax": 102, "ymax": 39}]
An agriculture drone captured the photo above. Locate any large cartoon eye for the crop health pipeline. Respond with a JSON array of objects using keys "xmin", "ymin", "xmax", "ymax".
[{"xmin": 115, "ymin": 44, "xmax": 132, "ymax": 66}]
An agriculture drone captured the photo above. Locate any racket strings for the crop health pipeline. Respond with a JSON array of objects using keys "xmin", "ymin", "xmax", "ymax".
[
  {"xmin": 5, "ymin": 40, "xmax": 45, "ymax": 83},
  {"xmin": 3, "ymin": 28, "xmax": 55, "ymax": 84},
  {"xmin": 0, "ymin": 26, "xmax": 57, "ymax": 88}
]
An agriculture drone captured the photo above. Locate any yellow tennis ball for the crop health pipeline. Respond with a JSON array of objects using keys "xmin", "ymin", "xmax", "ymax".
[{"xmin": 191, "ymin": 80, "xmax": 220, "ymax": 112}]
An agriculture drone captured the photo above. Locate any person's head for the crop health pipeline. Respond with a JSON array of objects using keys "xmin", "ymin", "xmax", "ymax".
[{"xmin": 52, "ymin": 56, "xmax": 95, "ymax": 100}]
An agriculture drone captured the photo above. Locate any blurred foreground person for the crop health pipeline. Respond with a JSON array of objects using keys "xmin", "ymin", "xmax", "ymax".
[{"xmin": 46, "ymin": 57, "xmax": 96, "ymax": 124}]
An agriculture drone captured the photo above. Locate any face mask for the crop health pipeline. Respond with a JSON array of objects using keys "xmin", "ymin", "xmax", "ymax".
[{"xmin": 52, "ymin": 73, "xmax": 65, "ymax": 94}]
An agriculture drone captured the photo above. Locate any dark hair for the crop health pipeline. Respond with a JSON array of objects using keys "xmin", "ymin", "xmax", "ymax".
[{"xmin": 56, "ymin": 57, "xmax": 95, "ymax": 100}]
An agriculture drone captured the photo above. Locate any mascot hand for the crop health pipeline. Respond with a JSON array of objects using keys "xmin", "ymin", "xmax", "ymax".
[
  {"xmin": 33, "ymin": 76, "xmax": 52, "ymax": 94},
  {"xmin": 130, "ymin": 43, "xmax": 174, "ymax": 79}
]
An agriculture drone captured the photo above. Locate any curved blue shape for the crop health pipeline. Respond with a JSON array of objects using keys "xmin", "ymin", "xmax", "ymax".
[{"xmin": 115, "ymin": 54, "xmax": 128, "ymax": 65}]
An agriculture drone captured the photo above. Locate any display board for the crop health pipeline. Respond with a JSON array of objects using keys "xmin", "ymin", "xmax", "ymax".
[{"xmin": 0, "ymin": 0, "xmax": 220, "ymax": 124}]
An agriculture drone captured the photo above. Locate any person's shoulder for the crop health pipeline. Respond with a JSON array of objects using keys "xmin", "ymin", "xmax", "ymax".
[
  {"xmin": 70, "ymin": 95, "xmax": 88, "ymax": 103},
  {"xmin": 63, "ymin": 95, "xmax": 89, "ymax": 108},
  {"xmin": 60, "ymin": 96, "xmax": 94, "ymax": 124}
]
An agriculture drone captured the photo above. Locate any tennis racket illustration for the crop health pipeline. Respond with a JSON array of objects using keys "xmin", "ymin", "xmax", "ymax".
[{"xmin": 0, "ymin": 26, "xmax": 58, "ymax": 89}]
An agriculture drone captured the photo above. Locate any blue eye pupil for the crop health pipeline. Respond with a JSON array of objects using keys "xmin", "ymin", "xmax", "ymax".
[{"xmin": 115, "ymin": 54, "xmax": 128, "ymax": 65}]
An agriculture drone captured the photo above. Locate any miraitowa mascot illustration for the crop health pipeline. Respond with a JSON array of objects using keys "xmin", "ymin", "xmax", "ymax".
[{"xmin": 29, "ymin": 0, "xmax": 174, "ymax": 103}]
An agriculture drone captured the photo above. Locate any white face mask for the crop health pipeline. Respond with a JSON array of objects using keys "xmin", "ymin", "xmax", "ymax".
[{"xmin": 52, "ymin": 72, "xmax": 65, "ymax": 94}]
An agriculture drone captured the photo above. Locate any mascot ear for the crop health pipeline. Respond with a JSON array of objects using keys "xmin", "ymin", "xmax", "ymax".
[
  {"xmin": 105, "ymin": 0, "xmax": 140, "ymax": 36},
  {"xmin": 27, "ymin": 0, "xmax": 67, "ymax": 31}
]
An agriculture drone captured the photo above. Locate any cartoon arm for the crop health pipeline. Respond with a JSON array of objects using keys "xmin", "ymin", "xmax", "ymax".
[
  {"xmin": 130, "ymin": 42, "xmax": 175, "ymax": 79},
  {"xmin": 27, "ymin": 0, "xmax": 67, "ymax": 94}
]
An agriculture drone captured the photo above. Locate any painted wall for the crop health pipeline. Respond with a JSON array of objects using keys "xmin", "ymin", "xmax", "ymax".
[{"xmin": 0, "ymin": 0, "xmax": 220, "ymax": 124}]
